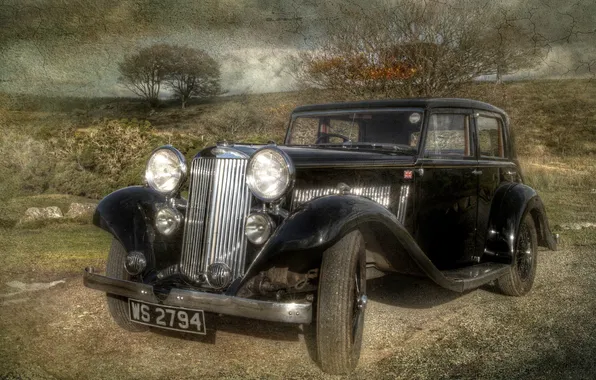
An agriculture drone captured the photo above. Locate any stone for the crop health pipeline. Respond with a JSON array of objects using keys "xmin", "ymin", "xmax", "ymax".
[
  {"xmin": 65, "ymin": 202, "xmax": 97, "ymax": 219},
  {"xmin": 20, "ymin": 206, "xmax": 63, "ymax": 223},
  {"xmin": 556, "ymin": 222, "xmax": 596, "ymax": 230}
]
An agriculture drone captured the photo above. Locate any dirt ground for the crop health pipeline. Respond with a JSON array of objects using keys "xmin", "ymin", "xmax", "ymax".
[{"xmin": 1, "ymin": 243, "xmax": 595, "ymax": 380}]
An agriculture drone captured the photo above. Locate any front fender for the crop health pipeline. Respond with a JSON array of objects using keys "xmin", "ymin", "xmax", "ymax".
[
  {"xmin": 233, "ymin": 195, "xmax": 470, "ymax": 293},
  {"xmin": 93, "ymin": 186, "xmax": 182, "ymax": 271},
  {"xmin": 484, "ymin": 183, "xmax": 557, "ymax": 263}
]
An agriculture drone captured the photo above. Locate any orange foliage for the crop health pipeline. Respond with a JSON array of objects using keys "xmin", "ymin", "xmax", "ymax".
[
  {"xmin": 309, "ymin": 57, "xmax": 345, "ymax": 74},
  {"xmin": 363, "ymin": 66, "xmax": 417, "ymax": 80},
  {"xmin": 308, "ymin": 55, "xmax": 417, "ymax": 81}
]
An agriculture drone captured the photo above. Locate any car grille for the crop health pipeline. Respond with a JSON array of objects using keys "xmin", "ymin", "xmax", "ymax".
[
  {"xmin": 180, "ymin": 157, "xmax": 252, "ymax": 286},
  {"xmin": 290, "ymin": 185, "xmax": 391, "ymax": 210}
]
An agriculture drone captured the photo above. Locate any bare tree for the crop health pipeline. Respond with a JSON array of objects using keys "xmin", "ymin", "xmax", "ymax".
[
  {"xmin": 164, "ymin": 46, "xmax": 221, "ymax": 108},
  {"xmin": 483, "ymin": 7, "xmax": 546, "ymax": 83},
  {"xmin": 296, "ymin": 0, "xmax": 542, "ymax": 97},
  {"xmin": 118, "ymin": 44, "xmax": 173, "ymax": 107}
]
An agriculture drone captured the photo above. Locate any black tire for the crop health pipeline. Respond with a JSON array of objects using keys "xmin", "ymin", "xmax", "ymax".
[
  {"xmin": 316, "ymin": 230, "xmax": 367, "ymax": 375},
  {"xmin": 497, "ymin": 214, "xmax": 538, "ymax": 296},
  {"xmin": 105, "ymin": 239, "xmax": 148, "ymax": 332}
]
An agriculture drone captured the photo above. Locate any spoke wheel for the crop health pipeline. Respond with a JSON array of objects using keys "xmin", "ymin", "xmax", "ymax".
[
  {"xmin": 316, "ymin": 230, "xmax": 366, "ymax": 375},
  {"xmin": 497, "ymin": 214, "xmax": 538, "ymax": 296},
  {"xmin": 352, "ymin": 267, "xmax": 367, "ymax": 347},
  {"xmin": 516, "ymin": 223, "xmax": 534, "ymax": 280}
]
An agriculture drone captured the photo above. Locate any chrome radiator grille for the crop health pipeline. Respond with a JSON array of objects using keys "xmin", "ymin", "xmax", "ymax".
[
  {"xmin": 291, "ymin": 185, "xmax": 391, "ymax": 210},
  {"xmin": 180, "ymin": 158, "xmax": 252, "ymax": 284}
]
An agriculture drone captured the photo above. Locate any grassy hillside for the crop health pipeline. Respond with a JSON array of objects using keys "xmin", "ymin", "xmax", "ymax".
[
  {"xmin": 0, "ymin": 79, "xmax": 595, "ymax": 203},
  {"xmin": 3, "ymin": 79, "xmax": 595, "ymax": 152}
]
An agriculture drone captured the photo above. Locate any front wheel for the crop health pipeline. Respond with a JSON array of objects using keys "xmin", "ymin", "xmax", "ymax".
[
  {"xmin": 316, "ymin": 230, "xmax": 367, "ymax": 375},
  {"xmin": 497, "ymin": 214, "xmax": 538, "ymax": 296},
  {"xmin": 105, "ymin": 239, "xmax": 148, "ymax": 332}
]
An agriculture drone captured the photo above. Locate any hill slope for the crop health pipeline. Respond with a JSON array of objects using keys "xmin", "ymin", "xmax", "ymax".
[{"xmin": 1, "ymin": 79, "xmax": 595, "ymax": 199}]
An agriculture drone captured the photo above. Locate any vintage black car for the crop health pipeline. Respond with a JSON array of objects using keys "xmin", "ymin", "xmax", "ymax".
[{"xmin": 84, "ymin": 98, "xmax": 557, "ymax": 374}]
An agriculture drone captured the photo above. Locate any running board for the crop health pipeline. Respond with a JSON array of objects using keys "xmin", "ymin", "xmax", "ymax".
[{"xmin": 439, "ymin": 263, "xmax": 510, "ymax": 292}]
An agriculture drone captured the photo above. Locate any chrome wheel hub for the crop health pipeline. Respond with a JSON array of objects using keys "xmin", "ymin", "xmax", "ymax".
[{"xmin": 357, "ymin": 294, "xmax": 368, "ymax": 310}]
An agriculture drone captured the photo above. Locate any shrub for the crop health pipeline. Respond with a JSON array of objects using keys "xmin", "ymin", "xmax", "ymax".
[
  {"xmin": 0, "ymin": 130, "xmax": 56, "ymax": 201},
  {"xmin": 195, "ymin": 100, "xmax": 287, "ymax": 144},
  {"xmin": 50, "ymin": 119, "xmax": 159, "ymax": 197},
  {"xmin": 199, "ymin": 102, "xmax": 264, "ymax": 141}
]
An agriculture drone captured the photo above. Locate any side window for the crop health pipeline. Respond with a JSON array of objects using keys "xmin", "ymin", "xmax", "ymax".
[
  {"xmin": 424, "ymin": 114, "xmax": 472, "ymax": 158},
  {"xmin": 477, "ymin": 116, "xmax": 505, "ymax": 158},
  {"xmin": 290, "ymin": 117, "xmax": 319, "ymax": 145}
]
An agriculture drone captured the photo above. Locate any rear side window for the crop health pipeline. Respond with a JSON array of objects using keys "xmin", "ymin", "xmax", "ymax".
[
  {"xmin": 424, "ymin": 114, "xmax": 472, "ymax": 158},
  {"xmin": 477, "ymin": 116, "xmax": 505, "ymax": 158}
]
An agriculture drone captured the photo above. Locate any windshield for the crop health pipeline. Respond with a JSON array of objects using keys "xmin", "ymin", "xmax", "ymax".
[{"xmin": 286, "ymin": 109, "xmax": 424, "ymax": 152}]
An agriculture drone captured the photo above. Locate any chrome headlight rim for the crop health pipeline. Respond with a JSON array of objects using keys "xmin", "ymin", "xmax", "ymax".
[
  {"xmin": 154, "ymin": 206, "xmax": 183, "ymax": 236},
  {"xmin": 124, "ymin": 251, "xmax": 147, "ymax": 275},
  {"xmin": 145, "ymin": 145, "xmax": 187, "ymax": 196},
  {"xmin": 246, "ymin": 146, "xmax": 295, "ymax": 203},
  {"xmin": 244, "ymin": 212, "xmax": 274, "ymax": 245}
]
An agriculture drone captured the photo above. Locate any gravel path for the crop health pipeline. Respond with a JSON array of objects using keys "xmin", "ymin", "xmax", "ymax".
[{"xmin": 1, "ymin": 245, "xmax": 595, "ymax": 379}]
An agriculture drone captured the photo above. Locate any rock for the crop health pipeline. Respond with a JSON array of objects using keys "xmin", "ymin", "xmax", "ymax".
[
  {"xmin": 20, "ymin": 206, "xmax": 63, "ymax": 223},
  {"xmin": 65, "ymin": 202, "xmax": 97, "ymax": 219},
  {"xmin": 556, "ymin": 222, "xmax": 596, "ymax": 230},
  {"xmin": 1, "ymin": 279, "xmax": 66, "ymax": 300},
  {"xmin": 5, "ymin": 279, "xmax": 66, "ymax": 292}
]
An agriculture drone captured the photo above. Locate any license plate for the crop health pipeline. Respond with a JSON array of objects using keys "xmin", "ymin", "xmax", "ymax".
[{"xmin": 128, "ymin": 299, "xmax": 206, "ymax": 335}]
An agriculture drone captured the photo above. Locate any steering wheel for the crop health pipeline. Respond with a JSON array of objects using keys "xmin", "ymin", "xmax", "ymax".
[{"xmin": 315, "ymin": 132, "xmax": 351, "ymax": 144}]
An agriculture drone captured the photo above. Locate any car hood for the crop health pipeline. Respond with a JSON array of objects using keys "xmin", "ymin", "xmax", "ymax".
[{"xmin": 201, "ymin": 144, "xmax": 416, "ymax": 168}]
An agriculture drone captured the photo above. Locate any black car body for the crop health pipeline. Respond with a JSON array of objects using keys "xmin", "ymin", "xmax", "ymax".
[{"xmin": 84, "ymin": 98, "xmax": 557, "ymax": 374}]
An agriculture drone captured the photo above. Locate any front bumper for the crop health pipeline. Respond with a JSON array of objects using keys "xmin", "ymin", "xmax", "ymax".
[{"xmin": 83, "ymin": 267, "xmax": 312, "ymax": 324}]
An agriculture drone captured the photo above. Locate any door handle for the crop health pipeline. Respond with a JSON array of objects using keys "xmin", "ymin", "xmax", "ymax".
[{"xmin": 471, "ymin": 169, "xmax": 483, "ymax": 176}]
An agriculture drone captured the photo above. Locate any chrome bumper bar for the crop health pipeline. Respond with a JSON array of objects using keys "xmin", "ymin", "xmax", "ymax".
[{"xmin": 83, "ymin": 268, "xmax": 312, "ymax": 324}]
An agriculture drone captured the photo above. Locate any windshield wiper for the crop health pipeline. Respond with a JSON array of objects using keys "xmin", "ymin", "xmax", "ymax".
[{"xmin": 340, "ymin": 142, "xmax": 416, "ymax": 153}]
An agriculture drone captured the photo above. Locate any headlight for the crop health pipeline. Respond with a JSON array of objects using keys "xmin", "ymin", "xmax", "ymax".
[
  {"xmin": 245, "ymin": 213, "xmax": 273, "ymax": 245},
  {"xmin": 145, "ymin": 146, "xmax": 187, "ymax": 195},
  {"xmin": 124, "ymin": 251, "xmax": 147, "ymax": 275},
  {"xmin": 246, "ymin": 147, "xmax": 294, "ymax": 202},
  {"xmin": 155, "ymin": 207, "xmax": 182, "ymax": 235}
]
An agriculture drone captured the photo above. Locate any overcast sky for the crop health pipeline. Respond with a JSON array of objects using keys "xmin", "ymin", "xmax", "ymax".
[{"xmin": 0, "ymin": 0, "xmax": 594, "ymax": 97}]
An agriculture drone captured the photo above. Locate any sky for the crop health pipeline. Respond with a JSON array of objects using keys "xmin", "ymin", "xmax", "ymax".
[{"xmin": 0, "ymin": 0, "xmax": 594, "ymax": 97}]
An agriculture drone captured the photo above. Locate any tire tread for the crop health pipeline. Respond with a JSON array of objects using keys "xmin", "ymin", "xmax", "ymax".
[
  {"xmin": 105, "ymin": 239, "xmax": 148, "ymax": 332},
  {"xmin": 317, "ymin": 230, "xmax": 365, "ymax": 374},
  {"xmin": 497, "ymin": 215, "xmax": 538, "ymax": 297}
]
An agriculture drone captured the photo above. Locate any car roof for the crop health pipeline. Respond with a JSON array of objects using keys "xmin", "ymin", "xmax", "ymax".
[{"xmin": 292, "ymin": 98, "xmax": 507, "ymax": 116}]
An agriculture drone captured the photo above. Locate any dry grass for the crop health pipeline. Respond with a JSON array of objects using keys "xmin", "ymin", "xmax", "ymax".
[
  {"xmin": 0, "ymin": 224, "xmax": 110, "ymax": 281},
  {"xmin": 520, "ymin": 155, "xmax": 596, "ymax": 191},
  {"xmin": 1, "ymin": 79, "xmax": 595, "ymax": 200},
  {"xmin": 460, "ymin": 79, "xmax": 596, "ymax": 158}
]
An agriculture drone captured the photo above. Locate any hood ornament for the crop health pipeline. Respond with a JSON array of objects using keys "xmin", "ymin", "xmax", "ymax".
[{"xmin": 336, "ymin": 182, "xmax": 351, "ymax": 195}]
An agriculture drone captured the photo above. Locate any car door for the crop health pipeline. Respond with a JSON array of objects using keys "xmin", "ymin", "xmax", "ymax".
[
  {"xmin": 474, "ymin": 111, "xmax": 518, "ymax": 260},
  {"xmin": 414, "ymin": 109, "xmax": 479, "ymax": 270}
]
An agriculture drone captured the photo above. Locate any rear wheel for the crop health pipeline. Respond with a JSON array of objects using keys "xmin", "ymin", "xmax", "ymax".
[
  {"xmin": 105, "ymin": 239, "xmax": 148, "ymax": 332},
  {"xmin": 316, "ymin": 230, "xmax": 367, "ymax": 375},
  {"xmin": 497, "ymin": 214, "xmax": 538, "ymax": 296}
]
